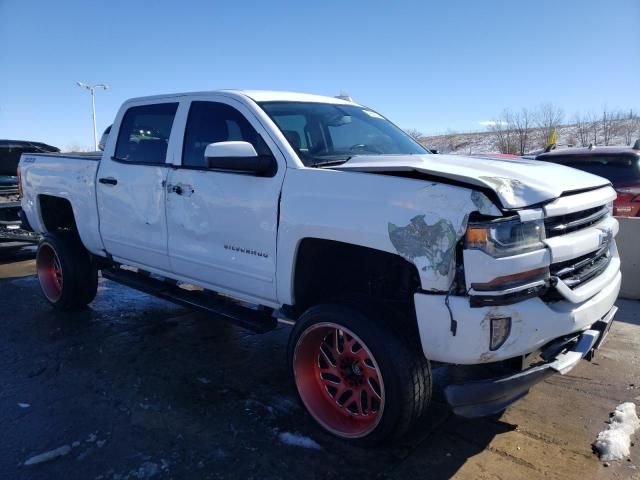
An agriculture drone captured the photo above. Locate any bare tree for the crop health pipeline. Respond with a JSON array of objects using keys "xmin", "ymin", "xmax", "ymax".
[
  {"xmin": 536, "ymin": 102, "xmax": 564, "ymax": 147},
  {"xmin": 488, "ymin": 109, "xmax": 518, "ymax": 154},
  {"xmin": 573, "ymin": 113, "xmax": 591, "ymax": 147},
  {"xmin": 620, "ymin": 109, "xmax": 639, "ymax": 145},
  {"xmin": 601, "ymin": 106, "xmax": 621, "ymax": 145},
  {"xmin": 512, "ymin": 108, "xmax": 534, "ymax": 155},
  {"xmin": 405, "ymin": 128, "xmax": 424, "ymax": 141},
  {"xmin": 586, "ymin": 110, "xmax": 600, "ymax": 145},
  {"xmin": 441, "ymin": 129, "xmax": 463, "ymax": 152}
]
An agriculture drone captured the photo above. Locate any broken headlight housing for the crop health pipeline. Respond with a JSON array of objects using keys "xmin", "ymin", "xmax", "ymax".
[{"xmin": 465, "ymin": 216, "xmax": 545, "ymax": 258}]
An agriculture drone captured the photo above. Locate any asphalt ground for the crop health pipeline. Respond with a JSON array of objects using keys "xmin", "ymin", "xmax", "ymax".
[{"xmin": 0, "ymin": 247, "xmax": 638, "ymax": 479}]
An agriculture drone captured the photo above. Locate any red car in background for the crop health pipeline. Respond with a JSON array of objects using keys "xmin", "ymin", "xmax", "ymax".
[{"xmin": 536, "ymin": 144, "xmax": 640, "ymax": 217}]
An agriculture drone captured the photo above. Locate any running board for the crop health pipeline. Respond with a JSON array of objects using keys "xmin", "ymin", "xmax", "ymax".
[{"xmin": 101, "ymin": 268, "xmax": 278, "ymax": 334}]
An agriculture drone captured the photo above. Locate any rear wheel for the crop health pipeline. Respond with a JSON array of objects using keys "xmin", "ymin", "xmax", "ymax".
[
  {"xmin": 288, "ymin": 302, "xmax": 431, "ymax": 445},
  {"xmin": 36, "ymin": 232, "xmax": 98, "ymax": 311}
]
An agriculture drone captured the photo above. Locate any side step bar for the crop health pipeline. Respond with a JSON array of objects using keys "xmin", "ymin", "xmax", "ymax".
[{"xmin": 101, "ymin": 267, "xmax": 278, "ymax": 334}]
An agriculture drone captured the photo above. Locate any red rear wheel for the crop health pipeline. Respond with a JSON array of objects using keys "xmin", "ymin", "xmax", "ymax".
[
  {"xmin": 293, "ymin": 322, "xmax": 385, "ymax": 439},
  {"xmin": 36, "ymin": 232, "xmax": 98, "ymax": 311},
  {"xmin": 37, "ymin": 243, "xmax": 64, "ymax": 302}
]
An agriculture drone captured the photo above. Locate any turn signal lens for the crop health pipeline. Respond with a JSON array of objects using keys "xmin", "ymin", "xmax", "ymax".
[
  {"xmin": 490, "ymin": 317, "xmax": 511, "ymax": 351},
  {"xmin": 465, "ymin": 225, "xmax": 488, "ymax": 244}
]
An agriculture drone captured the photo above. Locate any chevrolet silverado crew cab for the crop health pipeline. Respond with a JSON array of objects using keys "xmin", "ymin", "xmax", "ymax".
[{"xmin": 19, "ymin": 90, "xmax": 620, "ymax": 444}]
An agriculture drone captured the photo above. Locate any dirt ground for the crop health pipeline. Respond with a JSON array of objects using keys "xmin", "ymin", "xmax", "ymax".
[{"xmin": 0, "ymin": 247, "xmax": 639, "ymax": 480}]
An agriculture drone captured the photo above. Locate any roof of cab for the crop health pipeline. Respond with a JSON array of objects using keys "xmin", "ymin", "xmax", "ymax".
[{"xmin": 125, "ymin": 89, "xmax": 357, "ymax": 106}]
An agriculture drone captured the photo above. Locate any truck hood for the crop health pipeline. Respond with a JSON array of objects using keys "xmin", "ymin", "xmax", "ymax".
[{"xmin": 333, "ymin": 154, "xmax": 610, "ymax": 209}]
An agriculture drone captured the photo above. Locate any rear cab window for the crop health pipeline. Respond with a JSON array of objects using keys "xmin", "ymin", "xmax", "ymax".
[{"xmin": 114, "ymin": 103, "xmax": 179, "ymax": 164}]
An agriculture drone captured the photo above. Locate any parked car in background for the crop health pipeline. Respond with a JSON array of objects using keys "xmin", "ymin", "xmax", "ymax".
[
  {"xmin": 0, "ymin": 140, "xmax": 59, "ymax": 176},
  {"xmin": 0, "ymin": 140, "xmax": 58, "ymax": 248},
  {"xmin": 536, "ymin": 143, "xmax": 640, "ymax": 217}
]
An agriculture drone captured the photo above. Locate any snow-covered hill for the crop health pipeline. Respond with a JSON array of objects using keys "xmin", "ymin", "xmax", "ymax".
[{"xmin": 420, "ymin": 118, "xmax": 639, "ymax": 155}]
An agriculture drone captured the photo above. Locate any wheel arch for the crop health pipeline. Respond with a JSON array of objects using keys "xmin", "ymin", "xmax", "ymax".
[
  {"xmin": 36, "ymin": 193, "xmax": 105, "ymax": 256},
  {"xmin": 287, "ymin": 237, "xmax": 421, "ymax": 319},
  {"xmin": 38, "ymin": 194, "xmax": 78, "ymax": 233}
]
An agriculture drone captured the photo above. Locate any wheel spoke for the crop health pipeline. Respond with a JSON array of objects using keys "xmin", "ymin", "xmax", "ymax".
[
  {"xmin": 367, "ymin": 376, "xmax": 382, "ymax": 400},
  {"xmin": 319, "ymin": 370, "xmax": 341, "ymax": 386},
  {"xmin": 335, "ymin": 328, "xmax": 343, "ymax": 354},
  {"xmin": 319, "ymin": 344, "xmax": 336, "ymax": 368}
]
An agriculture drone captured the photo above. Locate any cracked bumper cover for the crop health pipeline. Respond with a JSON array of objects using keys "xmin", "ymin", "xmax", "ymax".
[{"xmin": 444, "ymin": 305, "xmax": 617, "ymax": 417}]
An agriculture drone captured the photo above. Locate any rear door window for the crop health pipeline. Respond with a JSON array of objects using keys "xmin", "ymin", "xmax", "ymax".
[{"xmin": 114, "ymin": 103, "xmax": 178, "ymax": 164}]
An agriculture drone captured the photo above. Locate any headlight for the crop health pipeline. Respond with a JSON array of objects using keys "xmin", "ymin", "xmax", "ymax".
[{"xmin": 465, "ymin": 217, "xmax": 545, "ymax": 258}]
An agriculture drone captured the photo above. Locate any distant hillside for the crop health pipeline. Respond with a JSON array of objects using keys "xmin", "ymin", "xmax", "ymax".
[{"xmin": 419, "ymin": 118, "xmax": 639, "ymax": 155}]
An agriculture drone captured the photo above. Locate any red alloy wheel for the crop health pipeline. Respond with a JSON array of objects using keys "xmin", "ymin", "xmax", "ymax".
[
  {"xmin": 37, "ymin": 244, "xmax": 64, "ymax": 302},
  {"xmin": 293, "ymin": 322, "xmax": 385, "ymax": 439}
]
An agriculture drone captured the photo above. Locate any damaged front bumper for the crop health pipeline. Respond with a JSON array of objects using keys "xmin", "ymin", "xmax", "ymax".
[{"xmin": 445, "ymin": 305, "xmax": 617, "ymax": 417}]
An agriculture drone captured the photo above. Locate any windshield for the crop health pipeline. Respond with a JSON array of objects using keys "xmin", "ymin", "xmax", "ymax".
[
  {"xmin": 259, "ymin": 101, "xmax": 428, "ymax": 167},
  {"xmin": 544, "ymin": 155, "xmax": 640, "ymax": 186}
]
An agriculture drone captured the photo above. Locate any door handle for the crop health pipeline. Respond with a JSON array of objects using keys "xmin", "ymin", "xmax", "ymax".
[{"xmin": 99, "ymin": 177, "xmax": 118, "ymax": 185}]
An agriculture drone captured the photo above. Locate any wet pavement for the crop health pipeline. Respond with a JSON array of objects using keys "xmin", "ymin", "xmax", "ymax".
[{"xmin": 0, "ymin": 247, "xmax": 639, "ymax": 479}]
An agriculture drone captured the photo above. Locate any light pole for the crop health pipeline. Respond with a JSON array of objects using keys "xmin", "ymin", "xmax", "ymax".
[{"xmin": 76, "ymin": 81, "xmax": 109, "ymax": 151}]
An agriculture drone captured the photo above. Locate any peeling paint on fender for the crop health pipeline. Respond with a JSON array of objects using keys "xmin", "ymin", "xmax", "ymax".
[
  {"xmin": 387, "ymin": 187, "xmax": 502, "ymax": 291},
  {"xmin": 388, "ymin": 215, "xmax": 457, "ymax": 277}
]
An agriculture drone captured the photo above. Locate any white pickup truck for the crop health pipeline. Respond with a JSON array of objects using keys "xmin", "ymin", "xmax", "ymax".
[{"xmin": 19, "ymin": 90, "xmax": 620, "ymax": 444}]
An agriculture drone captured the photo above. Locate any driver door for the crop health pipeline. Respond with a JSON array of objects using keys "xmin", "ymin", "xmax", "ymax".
[{"xmin": 165, "ymin": 98, "xmax": 285, "ymax": 304}]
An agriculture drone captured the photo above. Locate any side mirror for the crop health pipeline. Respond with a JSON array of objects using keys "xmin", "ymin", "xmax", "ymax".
[{"xmin": 204, "ymin": 141, "xmax": 276, "ymax": 176}]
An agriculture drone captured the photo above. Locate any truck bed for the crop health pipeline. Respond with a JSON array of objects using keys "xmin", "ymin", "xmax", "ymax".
[{"xmin": 19, "ymin": 152, "xmax": 104, "ymax": 255}]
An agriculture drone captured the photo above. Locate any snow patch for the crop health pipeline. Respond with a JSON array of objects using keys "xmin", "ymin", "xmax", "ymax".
[
  {"xmin": 17, "ymin": 402, "xmax": 30, "ymax": 408},
  {"xmin": 278, "ymin": 432, "xmax": 321, "ymax": 450},
  {"xmin": 24, "ymin": 445, "xmax": 72, "ymax": 466},
  {"xmin": 593, "ymin": 402, "xmax": 640, "ymax": 461}
]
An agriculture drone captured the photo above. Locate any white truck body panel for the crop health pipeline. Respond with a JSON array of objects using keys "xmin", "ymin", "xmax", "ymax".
[
  {"xmin": 19, "ymin": 89, "xmax": 620, "ymax": 369},
  {"xmin": 20, "ymin": 154, "xmax": 104, "ymax": 254},
  {"xmin": 334, "ymin": 154, "xmax": 611, "ymax": 209},
  {"xmin": 416, "ymin": 253, "xmax": 620, "ymax": 363}
]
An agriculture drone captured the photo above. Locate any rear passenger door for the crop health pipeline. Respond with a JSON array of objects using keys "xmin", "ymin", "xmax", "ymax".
[
  {"xmin": 165, "ymin": 98, "xmax": 285, "ymax": 304},
  {"xmin": 96, "ymin": 101, "xmax": 179, "ymax": 272}
]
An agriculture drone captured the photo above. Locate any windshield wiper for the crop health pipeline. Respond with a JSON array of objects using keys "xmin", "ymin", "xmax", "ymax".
[{"xmin": 308, "ymin": 157, "xmax": 352, "ymax": 168}]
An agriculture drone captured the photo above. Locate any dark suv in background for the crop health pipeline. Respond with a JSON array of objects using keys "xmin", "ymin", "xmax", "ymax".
[
  {"xmin": 536, "ymin": 143, "xmax": 640, "ymax": 217},
  {"xmin": 0, "ymin": 140, "xmax": 59, "ymax": 248}
]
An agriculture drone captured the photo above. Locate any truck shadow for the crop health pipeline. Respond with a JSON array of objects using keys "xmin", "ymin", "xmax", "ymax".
[{"xmin": 0, "ymin": 276, "xmax": 520, "ymax": 480}]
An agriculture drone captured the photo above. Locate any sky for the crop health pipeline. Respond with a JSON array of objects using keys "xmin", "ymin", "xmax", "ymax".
[{"xmin": 1, "ymin": 0, "xmax": 639, "ymax": 150}]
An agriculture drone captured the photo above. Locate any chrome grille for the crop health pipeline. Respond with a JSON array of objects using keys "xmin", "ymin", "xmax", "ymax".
[
  {"xmin": 544, "ymin": 205, "xmax": 609, "ymax": 238},
  {"xmin": 551, "ymin": 246, "xmax": 611, "ymax": 289}
]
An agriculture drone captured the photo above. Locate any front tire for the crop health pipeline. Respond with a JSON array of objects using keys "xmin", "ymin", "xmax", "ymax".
[
  {"xmin": 36, "ymin": 232, "xmax": 98, "ymax": 311},
  {"xmin": 287, "ymin": 302, "xmax": 431, "ymax": 445}
]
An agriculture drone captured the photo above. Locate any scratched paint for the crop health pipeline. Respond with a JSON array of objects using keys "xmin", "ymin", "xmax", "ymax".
[{"xmin": 388, "ymin": 190, "xmax": 502, "ymax": 291}]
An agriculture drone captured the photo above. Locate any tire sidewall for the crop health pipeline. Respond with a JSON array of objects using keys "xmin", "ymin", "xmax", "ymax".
[
  {"xmin": 36, "ymin": 233, "xmax": 90, "ymax": 310},
  {"xmin": 288, "ymin": 302, "xmax": 422, "ymax": 446}
]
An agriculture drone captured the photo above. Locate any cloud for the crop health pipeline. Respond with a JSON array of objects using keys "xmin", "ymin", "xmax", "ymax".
[{"xmin": 478, "ymin": 120, "xmax": 509, "ymax": 127}]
